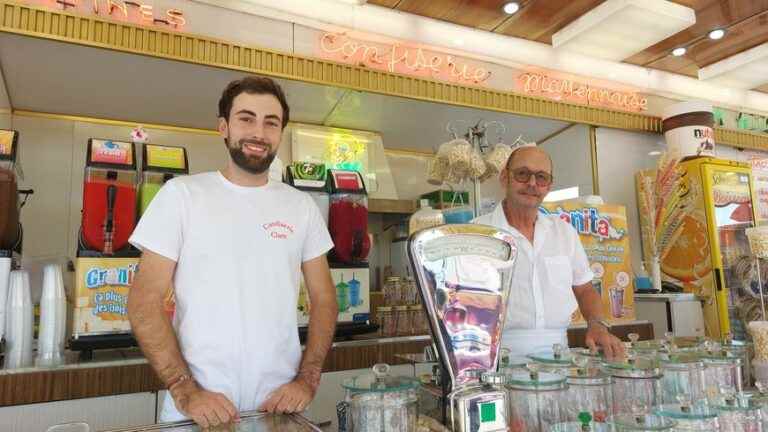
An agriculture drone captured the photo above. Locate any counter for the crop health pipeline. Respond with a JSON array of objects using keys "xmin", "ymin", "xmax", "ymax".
[
  {"xmin": 102, "ymin": 411, "xmax": 321, "ymax": 432},
  {"xmin": 0, "ymin": 321, "xmax": 653, "ymax": 408}
]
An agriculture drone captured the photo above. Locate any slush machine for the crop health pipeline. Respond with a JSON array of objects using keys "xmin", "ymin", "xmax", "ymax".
[{"xmin": 72, "ymin": 138, "xmax": 140, "ymax": 354}]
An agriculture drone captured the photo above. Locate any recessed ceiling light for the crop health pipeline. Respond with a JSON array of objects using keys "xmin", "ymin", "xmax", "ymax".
[
  {"xmin": 672, "ymin": 47, "xmax": 687, "ymax": 57},
  {"xmin": 648, "ymin": 150, "xmax": 662, "ymax": 156},
  {"xmin": 503, "ymin": 2, "xmax": 520, "ymax": 15},
  {"xmin": 708, "ymin": 29, "xmax": 726, "ymax": 40}
]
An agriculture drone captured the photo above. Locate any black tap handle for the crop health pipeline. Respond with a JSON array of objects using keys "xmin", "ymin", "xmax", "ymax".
[{"xmin": 105, "ymin": 184, "xmax": 117, "ymax": 232}]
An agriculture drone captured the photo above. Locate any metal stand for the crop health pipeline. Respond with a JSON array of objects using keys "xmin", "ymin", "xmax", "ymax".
[{"xmin": 446, "ymin": 120, "xmax": 508, "ymax": 217}]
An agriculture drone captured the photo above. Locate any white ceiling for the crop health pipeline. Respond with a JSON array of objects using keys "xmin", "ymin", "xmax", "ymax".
[{"xmin": 0, "ymin": 33, "xmax": 570, "ymax": 152}]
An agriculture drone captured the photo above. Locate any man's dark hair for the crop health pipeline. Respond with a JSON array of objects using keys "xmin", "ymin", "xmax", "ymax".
[{"xmin": 218, "ymin": 76, "xmax": 290, "ymax": 129}]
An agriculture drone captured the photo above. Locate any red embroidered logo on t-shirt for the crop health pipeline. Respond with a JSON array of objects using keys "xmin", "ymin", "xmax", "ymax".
[{"xmin": 262, "ymin": 221, "xmax": 295, "ymax": 239}]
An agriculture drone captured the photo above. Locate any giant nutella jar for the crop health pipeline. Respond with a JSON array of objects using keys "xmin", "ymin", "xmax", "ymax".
[{"xmin": 662, "ymin": 101, "xmax": 715, "ymax": 158}]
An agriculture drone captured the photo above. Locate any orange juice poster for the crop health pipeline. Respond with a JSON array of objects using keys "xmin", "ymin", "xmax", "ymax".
[
  {"xmin": 541, "ymin": 202, "xmax": 636, "ymax": 324},
  {"xmin": 72, "ymin": 257, "xmax": 138, "ymax": 336}
]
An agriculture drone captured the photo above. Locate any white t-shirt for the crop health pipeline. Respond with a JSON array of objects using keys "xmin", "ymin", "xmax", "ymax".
[
  {"xmin": 129, "ymin": 171, "xmax": 333, "ymax": 421},
  {"xmin": 473, "ymin": 203, "xmax": 593, "ymax": 355}
]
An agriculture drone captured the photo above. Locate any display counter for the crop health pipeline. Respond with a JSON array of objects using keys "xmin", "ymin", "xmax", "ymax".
[
  {"xmin": 0, "ymin": 321, "xmax": 653, "ymax": 408},
  {"xmin": 101, "ymin": 411, "xmax": 321, "ymax": 432}
]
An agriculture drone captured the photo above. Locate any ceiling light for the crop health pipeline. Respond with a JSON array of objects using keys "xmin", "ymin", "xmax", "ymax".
[
  {"xmin": 648, "ymin": 150, "xmax": 662, "ymax": 156},
  {"xmin": 671, "ymin": 47, "xmax": 687, "ymax": 57},
  {"xmin": 708, "ymin": 29, "xmax": 726, "ymax": 40},
  {"xmin": 503, "ymin": 2, "xmax": 520, "ymax": 15}
]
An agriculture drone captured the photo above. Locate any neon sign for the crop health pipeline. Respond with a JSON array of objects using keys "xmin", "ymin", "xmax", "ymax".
[
  {"xmin": 318, "ymin": 32, "xmax": 492, "ymax": 86},
  {"xmin": 516, "ymin": 72, "xmax": 648, "ymax": 113},
  {"xmin": 22, "ymin": 0, "xmax": 186, "ymax": 29}
]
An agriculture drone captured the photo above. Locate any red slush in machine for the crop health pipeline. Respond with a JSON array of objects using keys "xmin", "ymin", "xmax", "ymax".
[{"xmin": 79, "ymin": 139, "xmax": 138, "ymax": 256}]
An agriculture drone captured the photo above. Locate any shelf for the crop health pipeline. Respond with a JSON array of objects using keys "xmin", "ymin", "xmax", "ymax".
[{"xmin": 369, "ymin": 198, "xmax": 417, "ymax": 214}]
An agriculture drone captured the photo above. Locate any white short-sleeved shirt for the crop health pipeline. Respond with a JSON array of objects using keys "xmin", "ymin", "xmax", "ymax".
[
  {"xmin": 129, "ymin": 171, "xmax": 333, "ymax": 421},
  {"xmin": 473, "ymin": 203, "xmax": 593, "ymax": 355}
]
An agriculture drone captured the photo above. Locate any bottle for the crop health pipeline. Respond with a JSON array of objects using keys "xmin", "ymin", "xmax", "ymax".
[{"xmin": 408, "ymin": 199, "xmax": 444, "ymax": 235}]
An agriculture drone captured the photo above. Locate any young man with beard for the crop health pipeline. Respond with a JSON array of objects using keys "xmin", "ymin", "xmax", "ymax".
[{"xmin": 127, "ymin": 76, "xmax": 338, "ymax": 428}]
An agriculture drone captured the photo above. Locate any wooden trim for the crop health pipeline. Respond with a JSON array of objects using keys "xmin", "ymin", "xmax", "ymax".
[
  {"xmin": 368, "ymin": 198, "xmax": 417, "ymax": 214},
  {"xmin": 589, "ymin": 125, "xmax": 600, "ymax": 195},
  {"xmin": 0, "ymin": 2, "xmax": 764, "ymax": 149},
  {"xmin": 12, "ymin": 110, "xmax": 220, "ymax": 136}
]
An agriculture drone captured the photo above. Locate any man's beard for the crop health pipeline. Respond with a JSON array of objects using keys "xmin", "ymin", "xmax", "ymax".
[{"xmin": 226, "ymin": 137, "xmax": 277, "ymax": 175}]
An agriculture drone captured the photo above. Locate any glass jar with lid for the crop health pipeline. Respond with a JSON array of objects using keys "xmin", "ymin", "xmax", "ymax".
[
  {"xmin": 603, "ymin": 356, "xmax": 663, "ymax": 416},
  {"xmin": 339, "ymin": 363, "xmax": 420, "ymax": 432},
  {"xmin": 747, "ymin": 386, "xmax": 768, "ymax": 431},
  {"xmin": 384, "ymin": 276, "xmax": 402, "ymax": 306},
  {"xmin": 718, "ymin": 336, "xmax": 752, "ymax": 390},
  {"xmin": 658, "ymin": 352, "xmax": 706, "ymax": 405},
  {"xmin": 606, "ymin": 413, "xmax": 677, "ymax": 431},
  {"xmin": 655, "ymin": 403, "xmax": 720, "ymax": 431},
  {"xmin": 407, "ymin": 305, "xmax": 425, "ymax": 335},
  {"xmin": 395, "ymin": 306, "xmax": 411, "ymax": 336},
  {"xmin": 563, "ymin": 356, "xmax": 613, "ymax": 423},
  {"xmin": 712, "ymin": 392, "xmax": 762, "ymax": 432},
  {"xmin": 699, "ymin": 343, "xmax": 743, "ymax": 402},
  {"xmin": 377, "ymin": 306, "xmax": 396, "ymax": 337},
  {"xmin": 504, "ymin": 365, "xmax": 569, "ymax": 432}
]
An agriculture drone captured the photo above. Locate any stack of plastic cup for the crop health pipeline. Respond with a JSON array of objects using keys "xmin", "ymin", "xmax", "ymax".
[
  {"xmin": 36, "ymin": 263, "xmax": 67, "ymax": 367},
  {"xmin": 5, "ymin": 270, "xmax": 33, "ymax": 369},
  {"xmin": 0, "ymin": 257, "xmax": 10, "ymax": 341}
]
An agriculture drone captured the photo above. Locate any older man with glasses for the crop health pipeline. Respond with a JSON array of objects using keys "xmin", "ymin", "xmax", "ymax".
[{"xmin": 473, "ymin": 146, "xmax": 625, "ymax": 360}]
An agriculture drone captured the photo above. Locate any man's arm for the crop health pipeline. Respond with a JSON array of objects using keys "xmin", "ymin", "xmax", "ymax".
[
  {"xmin": 573, "ymin": 282, "xmax": 625, "ymax": 359},
  {"xmin": 260, "ymin": 254, "xmax": 338, "ymax": 414},
  {"xmin": 128, "ymin": 250, "xmax": 238, "ymax": 428}
]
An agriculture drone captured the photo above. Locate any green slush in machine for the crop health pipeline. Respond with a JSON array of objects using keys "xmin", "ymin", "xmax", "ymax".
[{"xmin": 138, "ymin": 144, "xmax": 189, "ymax": 215}]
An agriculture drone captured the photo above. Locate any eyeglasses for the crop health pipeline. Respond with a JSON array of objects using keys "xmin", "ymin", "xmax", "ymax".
[{"xmin": 510, "ymin": 167, "xmax": 553, "ymax": 186}]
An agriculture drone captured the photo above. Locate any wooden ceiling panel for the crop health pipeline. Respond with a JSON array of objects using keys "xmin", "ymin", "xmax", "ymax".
[
  {"xmin": 368, "ymin": 0, "xmax": 400, "ymax": 8},
  {"xmin": 379, "ymin": 0, "xmax": 511, "ymax": 31},
  {"xmin": 495, "ymin": 0, "xmax": 605, "ymax": 42},
  {"xmin": 368, "ymin": 0, "xmax": 768, "ymax": 88},
  {"xmin": 625, "ymin": 1, "xmax": 768, "ymax": 70},
  {"xmin": 368, "ymin": 0, "xmax": 401, "ymax": 7}
]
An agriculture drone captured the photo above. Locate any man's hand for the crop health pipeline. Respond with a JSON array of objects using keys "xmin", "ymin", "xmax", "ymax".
[
  {"xmin": 173, "ymin": 380, "xmax": 239, "ymax": 428},
  {"xmin": 259, "ymin": 376, "xmax": 316, "ymax": 414},
  {"xmin": 585, "ymin": 323, "xmax": 625, "ymax": 360}
]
